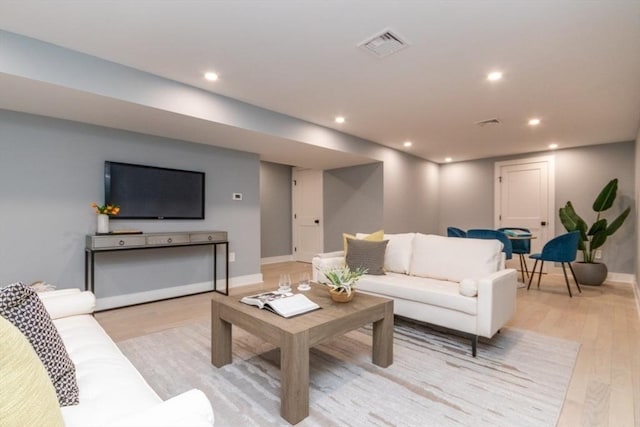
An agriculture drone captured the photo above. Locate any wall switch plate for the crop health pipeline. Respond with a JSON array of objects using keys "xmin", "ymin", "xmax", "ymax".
[
  {"xmin": 594, "ymin": 249, "xmax": 603, "ymax": 260},
  {"xmin": 232, "ymin": 193, "xmax": 242, "ymax": 200},
  {"xmin": 229, "ymin": 252, "xmax": 235, "ymax": 262}
]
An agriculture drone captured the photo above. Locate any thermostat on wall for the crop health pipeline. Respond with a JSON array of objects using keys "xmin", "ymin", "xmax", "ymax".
[{"xmin": 232, "ymin": 193, "xmax": 243, "ymax": 200}]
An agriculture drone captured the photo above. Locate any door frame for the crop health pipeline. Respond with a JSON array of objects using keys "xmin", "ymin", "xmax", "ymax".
[{"xmin": 493, "ymin": 155, "xmax": 556, "ymax": 244}]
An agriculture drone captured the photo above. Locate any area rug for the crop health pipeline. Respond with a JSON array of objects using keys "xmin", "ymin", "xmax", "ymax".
[{"xmin": 118, "ymin": 319, "xmax": 579, "ymax": 427}]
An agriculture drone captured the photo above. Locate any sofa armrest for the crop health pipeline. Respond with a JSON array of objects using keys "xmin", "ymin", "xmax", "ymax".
[
  {"xmin": 476, "ymin": 268, "xmax": 517, "ymax": 338},
  {"xmin": 108, "ymin": 389, "xmax": 214, "ymax": 426},
  {"xmin": 39, "ymin": 290, "xmax": 96, "ymax": 320},
  {"xmin": 315, "ymin": 250, "xmax": 345, "ymax": 259},
  {"xmin": 311, "ymin": 253, "xmax": 345, "ymax": 283},
  {"xmin": 36, "ymin": 288, "xmax": 82, "ymax": 300}
]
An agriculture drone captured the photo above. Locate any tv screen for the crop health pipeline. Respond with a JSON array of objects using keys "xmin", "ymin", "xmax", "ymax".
[{"xmin": 105, "ymin": 161, "xmax": 205, "ymax": 219}]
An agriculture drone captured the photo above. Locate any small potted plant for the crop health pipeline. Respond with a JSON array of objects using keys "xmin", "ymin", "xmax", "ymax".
[
  {"xmin": 323, "ymin": 265, "xmax": 367, "ymax": 302},
  {"xmin": 91, "ymin": 202, "xmax": 120, "ymax": 234},
  {"xmin": 559, "ymin": 178, "xmax": 630, "ymax": 285}
]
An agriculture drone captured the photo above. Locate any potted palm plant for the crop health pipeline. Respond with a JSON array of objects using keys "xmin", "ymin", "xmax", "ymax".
[
  {"xmin": 323, "ymin": 265, "xmax": 367, "ymax": 302},
  {"xmin": 559, "ymin": 178, "xmax": 630, "ymax": 285}
]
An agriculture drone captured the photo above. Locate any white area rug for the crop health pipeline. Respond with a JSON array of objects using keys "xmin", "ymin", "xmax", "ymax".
[{"xmin": 118, "ymin": 319, "xmax": 579, "ymax": 427}]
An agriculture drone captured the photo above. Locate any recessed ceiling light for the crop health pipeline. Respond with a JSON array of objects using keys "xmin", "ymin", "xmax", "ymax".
[
  {"xmin": 445, "ymin": 157, "xmax": 452, "ymax": 163},
  {"xmin": 403, "ymin": 141, "xmax": 412, "ymax": 147},
  {"xmin": 335, "ymin": 116, "xmax": 345, "ymax": 124},
  {"xmin": 204, "ymin": 72, "xmax": 219, "ymax": 81},
  {"xmin": 528, "ymin": 118, "xmax": 541, "ymax": 126},
  {"xmin": 487, "ymin": 71, "xmax": 503, "ymax": 81},
  {"xmin": 549, "ymin": 143, "xmax": 558, "ymax": 149}
]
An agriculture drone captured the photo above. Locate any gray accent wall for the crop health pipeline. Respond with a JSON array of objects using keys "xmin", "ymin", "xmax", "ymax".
[
  {"xmin": 438, "ymin": 158, "xmax": 496, "ymax": 231},
  {"xmin": 554, "ymin": 142, "xmax": 635, "ymax": 274},
  {"xmin": 323, "ymin": 163, "xmax": 384, "ymax": 251},
  {"xmin": 439, "ymin": 141, "xmax": 636, "ymax": 274},
  {"xmin": 382, "ymin": 150, "xmax": 440, "ymax": 234},
  {"xmin": 260, "ymin": 161, "xmax": 292, "ymax": 258},
  {"xmin": 0, "ymin": 110, "xmax": 261, "ymax": 296}
]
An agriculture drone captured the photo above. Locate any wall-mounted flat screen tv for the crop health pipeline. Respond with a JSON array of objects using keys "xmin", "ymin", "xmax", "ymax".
[{"xmin": 105, "ymin": 161, "xmax": 205, "ymax": 219}]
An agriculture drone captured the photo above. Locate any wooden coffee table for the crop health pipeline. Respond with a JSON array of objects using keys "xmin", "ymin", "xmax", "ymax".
[{"xmin": 210, "ymin": 283, "xmax": 394, "ymax": 424}]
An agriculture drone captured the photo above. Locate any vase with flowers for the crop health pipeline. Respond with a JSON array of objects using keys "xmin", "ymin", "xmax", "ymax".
[
  {"xmin": 91, "ymin": 202, "xmax": 120, "ymax": 234},
  {"xmin": 322, "ymin": 265, "xmax": 367, "ymax": 303}
]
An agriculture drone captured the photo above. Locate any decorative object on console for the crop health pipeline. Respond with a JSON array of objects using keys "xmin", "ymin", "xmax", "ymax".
[
  {"xmin": 0, "ymin": 282, "xmax": 79, "ymax": 406},
  {"xmin": 322, "ymin": 265, "xmax": 367, "ymax": 302},
  {"xmin": 91, "ymin": 202, "xmax": 120, "ymax": 234},
  {"xmin": 559, "ymin": 178, "xmax": 630, "ymax": 285}
]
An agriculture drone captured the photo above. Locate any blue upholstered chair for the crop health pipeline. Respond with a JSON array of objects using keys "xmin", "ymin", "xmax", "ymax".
[
  {"xmin": 498, "ymin": 227, "xmax": 531, "ymax": 282},
  {"xmin": 446, "ymin": 227, "xmax": 467, "ymax": 238},
  {"xmin": 467, "ymin": 229, "xmax": 512, "ymax": 260},
  {"xmin": 527, "ymin": 231, "xmax": 582, "ymax": 297}
]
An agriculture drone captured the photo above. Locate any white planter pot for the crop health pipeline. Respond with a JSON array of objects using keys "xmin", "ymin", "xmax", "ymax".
[{"xmin": 97, "ymin": 214, "xmax": 109, "ymax": 234}]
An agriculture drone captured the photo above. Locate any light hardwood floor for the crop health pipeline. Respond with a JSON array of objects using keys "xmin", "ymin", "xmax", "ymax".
[{"xmin": 95, "ymin": 262, "xmax": 640, "ymax": 427}]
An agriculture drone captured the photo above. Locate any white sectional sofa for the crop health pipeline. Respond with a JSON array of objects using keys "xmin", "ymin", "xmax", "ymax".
[
  {"xmin": 312, "ymin": 233, "xmax": 518, "ymax": 356},
  {"xmin": 38, "ymin": 288, "xmax": 215, "ymax": 426}
]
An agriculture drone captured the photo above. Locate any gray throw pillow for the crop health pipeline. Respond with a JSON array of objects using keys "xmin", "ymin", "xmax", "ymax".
[
  {"xmin": 0, "ymin": 282, "xmax": 79, "ymax": 406},
  {"xmin": 345, "ymin": 238, "xmax": 388, "ymax": 275}
]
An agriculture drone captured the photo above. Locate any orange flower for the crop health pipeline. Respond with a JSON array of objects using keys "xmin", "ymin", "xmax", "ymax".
[{"xmin": 92, "ymin": 202, "xmax": 120, "ymax": 216}]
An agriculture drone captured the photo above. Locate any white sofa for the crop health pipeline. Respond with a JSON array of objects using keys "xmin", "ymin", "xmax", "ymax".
[
  {"xmin": 312, "ymin": 233, "xmax": 518, "ymax": 356},
  {"xmin": 38, "ymin": 288, "xmax": 214, "ymax": 426}
]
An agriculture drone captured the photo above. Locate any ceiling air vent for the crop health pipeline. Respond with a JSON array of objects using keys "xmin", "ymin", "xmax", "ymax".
[
  {"xmin": 358, "ymin": 29, "xmax": 408, "ymax": 58},
  {"xmin": 475, "ymin": 118, "xmax": 501, "ymax": 127}
]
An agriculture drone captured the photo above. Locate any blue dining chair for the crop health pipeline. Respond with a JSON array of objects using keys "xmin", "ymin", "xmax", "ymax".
[
  {"xmin": 498, "ymin": 227, "xmax": 531, "ymax": 282},
  {"xmin": 527, "ymin": 231, "xmax": 581, "ymax": 297},
  {"xmin": 467, "ymin": 229, "xmax": 512, "ymax": 260},
  {"xmin": 446, "ymin": 227, "xmax": 467, "ymax": 238}
]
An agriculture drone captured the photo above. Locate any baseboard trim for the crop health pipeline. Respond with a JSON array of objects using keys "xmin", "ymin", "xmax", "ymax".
[
  {"xmin": 606, "ymin": 272, "xmax": 635, "ymax": 284},
  {"xmin": 545, "ymin": 266, "xmax": 634, "ymax": 284},
  {"xmin": 632, "ymin": 278, "xmax": 640, "ymax": 319},
  {"xmin": 261, "ymin": 254, "xmax": 294, "ymax": 265},
  {"xmin": 95, "ymin": 273, "xmax": 263, "ymax": 310}
]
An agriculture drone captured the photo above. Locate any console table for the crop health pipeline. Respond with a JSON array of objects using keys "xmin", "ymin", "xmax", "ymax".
[{"xmin": 85, "ymin": 231, "xmax": 229, "ymax": 298}]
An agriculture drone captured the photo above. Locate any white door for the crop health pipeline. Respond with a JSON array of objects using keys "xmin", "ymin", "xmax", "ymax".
[
  {"xmin": 292, "ymin": 168, "xmax": 323, "ymax": 262},
  {"xmin": 495, "ymin": 156, "xmax": 555, "ymax": 270}
]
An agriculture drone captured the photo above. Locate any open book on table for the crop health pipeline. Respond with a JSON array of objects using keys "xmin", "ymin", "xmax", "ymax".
[{"xmin": 240, "ymin": 292, "xmax": 321, "ymax": 318}]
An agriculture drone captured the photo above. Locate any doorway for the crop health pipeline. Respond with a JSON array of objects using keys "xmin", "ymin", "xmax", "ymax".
[
  {"xmin": 494, "ymin": 156, "xmax": 555, "ymax": 270},
  {"xmin": 292, "ymin": 168, "xmax": 323, "ymax": 262}
]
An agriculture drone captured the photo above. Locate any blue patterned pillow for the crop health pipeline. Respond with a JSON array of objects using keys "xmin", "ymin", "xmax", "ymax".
[{"xmin": 0, "ymin": 282, "xmax": 79, "ymax": 406}]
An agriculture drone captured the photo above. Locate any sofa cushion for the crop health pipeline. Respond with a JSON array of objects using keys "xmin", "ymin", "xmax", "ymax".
[
  {"xmin": 109, "ymin": 390, "xmax": 214, "ymax": 427},
  {"xmin": 0, "ymin": 315, "xmax": 64, "ymax": 427},
  {"xmin": 358, "ymin": 273, "xmax": 477, "ymax": 315},
  {"xmin": 55, "ymin": 315, "xmax": 162, "ymax": 426},
  {"xmin": 409, "ymin": 234, "xmax": 503, "ymax": 282},
  {"xmin": 383, "ymin": 233, "xmax": 416, "ymax": 274},
  {"xmin": 346, "ymin": 238, "xmax": 388, "ymax": 275},
  {"xmin": 343, "ymin": 229, "xmax": 384, "ymax": 254},
  {"xmin": 0, "ymin": 282, "xmax": 79, "ymax": 406},
  {"xmin": 459, "ymin": 279, "xmax": 478, "ymax": 297}
]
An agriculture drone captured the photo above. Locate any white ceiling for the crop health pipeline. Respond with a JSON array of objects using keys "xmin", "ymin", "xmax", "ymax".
[{"xmin": 1, "ymin": 0, "xmax": 639, "ymax": 165}]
